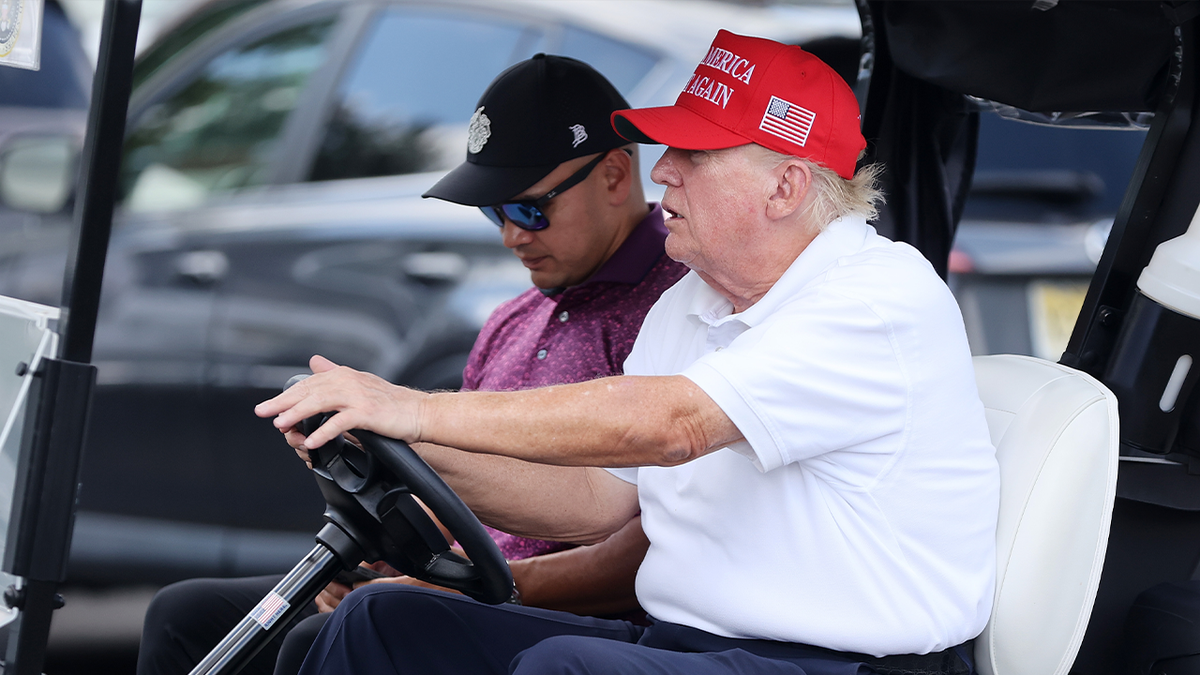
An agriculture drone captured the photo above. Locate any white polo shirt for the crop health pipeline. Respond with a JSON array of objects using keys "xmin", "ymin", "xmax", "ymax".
[{"xmin": 610, "ymin": 216, "xmax": 999, "ymax": 656}]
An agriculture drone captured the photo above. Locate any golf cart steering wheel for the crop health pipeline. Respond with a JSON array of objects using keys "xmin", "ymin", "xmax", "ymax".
[
  {"xmin": 186, "ymin": 380, "xmax": 515, "ymax": 675},
  {"xmin": 303, "ymin": 411, "xmax": 514, "ymax": 606}
]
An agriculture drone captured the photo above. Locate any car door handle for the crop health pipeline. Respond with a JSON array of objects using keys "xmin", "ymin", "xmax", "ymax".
[
  {"xmin": 176, "ymin": 250, "xmax": 229, "ymax": 285},
  {"xmin": 402, "ymin": 251, "xmax": 468, "ymax": 284}
]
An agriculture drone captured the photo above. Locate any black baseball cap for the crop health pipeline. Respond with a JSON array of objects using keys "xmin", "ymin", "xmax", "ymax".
[{"xmin": 422, "ymin": 54, "xmax": 630, "ymax": 207}]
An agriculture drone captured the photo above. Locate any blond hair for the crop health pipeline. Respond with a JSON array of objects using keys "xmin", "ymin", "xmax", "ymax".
[{"xmin": 751, "ymin": 145, "xmax": 885, "ymax": 231}]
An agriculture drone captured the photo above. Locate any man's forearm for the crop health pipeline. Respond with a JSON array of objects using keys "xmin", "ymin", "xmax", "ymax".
[
  {"xmin": 255, "ymin": 358, "xmax": 732, "ymax": 541},
  {"xmin": 414, "ymin": 442, "xmax": 638, "ymax": 544},
  {"xmin": 419, "ymin": 374, "xmax": 738, "ymax": 468},
  {"xmin": 511, "ymin": 514, "xmax": 648, "ymax": 616},
  {"xmin": 259, "ymin": 358, "xmax": 738, "ymax": 469}
]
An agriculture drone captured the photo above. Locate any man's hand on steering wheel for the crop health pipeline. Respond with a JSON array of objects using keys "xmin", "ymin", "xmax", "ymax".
[
  {"xmin": 256, "ymin": 355, "xmax": 427, "ymax": 450},
  {"xmin": 262, "ymin": 363, "xmax": 515, "ymax": 605}
]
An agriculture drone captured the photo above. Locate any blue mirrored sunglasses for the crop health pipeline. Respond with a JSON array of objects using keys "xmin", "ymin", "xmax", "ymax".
[{"xmin": 480, "ymin": 149, "xmax": 631, "ymax": 231}]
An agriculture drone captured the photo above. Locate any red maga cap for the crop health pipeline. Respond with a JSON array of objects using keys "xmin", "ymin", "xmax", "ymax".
[{"xmin": 612, "ymin": 30, "xmax": 866, "ymax": 179}]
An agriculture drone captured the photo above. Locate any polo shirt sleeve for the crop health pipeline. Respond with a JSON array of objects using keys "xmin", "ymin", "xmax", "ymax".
[{"xmin": 681, "ymin": 288, "xmax": 910, "ymax": 473}]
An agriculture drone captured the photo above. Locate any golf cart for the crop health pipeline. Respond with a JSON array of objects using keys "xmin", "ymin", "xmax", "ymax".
[
  {"xmin": 4, "ymin": 2, "xmax": 1200, "ymax": 675},
  {"xmin": 194, "ymin": 3, "xmax": 1200, "ymax": 674}
]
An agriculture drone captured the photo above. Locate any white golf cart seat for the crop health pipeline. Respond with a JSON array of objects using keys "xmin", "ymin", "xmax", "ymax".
[{"xmin": 972, "ymin": 354, "xmax": 1119, "ymax": 675}]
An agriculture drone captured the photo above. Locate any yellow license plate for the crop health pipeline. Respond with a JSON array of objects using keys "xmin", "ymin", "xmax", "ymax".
[{"xmin": 1027, "ymin": 281, "xmax": 1090, "ymax": 361}]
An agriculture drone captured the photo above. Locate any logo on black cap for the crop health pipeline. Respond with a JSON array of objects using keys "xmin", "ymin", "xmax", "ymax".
[
  {"xmin": 467, "ymin": 107, "xmax": 492, "ymax": 154},
  {"xmin": 569, "ymin": 124, "xmax": 588, "ymax": 148}
]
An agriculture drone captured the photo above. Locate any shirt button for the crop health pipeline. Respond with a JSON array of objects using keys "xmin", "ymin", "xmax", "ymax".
[
  {"xmin": 537, "ymin": 349, "xmax": 548, "ymax": 360},
  {"xmin": 558, "ymin": 311, "xmax": 569, "ymax": 322}
]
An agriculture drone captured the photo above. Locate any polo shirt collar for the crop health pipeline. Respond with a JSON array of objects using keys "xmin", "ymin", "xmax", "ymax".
[
  {"xmin": 687, "ymin": 215, "xmax": 872, "ymax": 327},
  {"xmin": 584, "ymin": 204, "xmax": 668, "ymax": 286}
]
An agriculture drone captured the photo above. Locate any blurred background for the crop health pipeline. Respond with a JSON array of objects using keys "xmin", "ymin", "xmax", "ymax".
[{"xmin": 0, "ymin": 0, "xmax": 1147, "ymax": 673}]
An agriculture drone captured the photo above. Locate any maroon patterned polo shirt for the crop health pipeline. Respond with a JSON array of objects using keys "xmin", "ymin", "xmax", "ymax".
[{"xmin": 461, "ymin": 204, "xmax": 687, "ymax": 560}]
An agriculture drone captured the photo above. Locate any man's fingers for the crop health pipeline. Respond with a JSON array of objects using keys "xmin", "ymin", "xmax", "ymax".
[
  {"xmin": 257, "ymin": 366, "xmax": 364, "ymax": 432},
  {"xmin": 283, "ymin": 429, "xmax": 310, "ymax": 454},
  {"xmin": 315, "ymin": 592, "xmax": 336, "ymax": 613},
  {"xmin": 263, "ymin": 391, "xmax": 335, "ymax": 431},
  {"xmin": 299, "ymin": 411, "xmax": 358, "ymax": 449},
  {"xmin": 253, "ymin": 354, "xmax": 421, "ymax": 447},
  {"xmin": 366, "ymin": 576, "xmax": 462, "ymax": 595},
  {"xmin": 293, "ymin": 445, "xmax": 311, "ymax": 464},
  {"xmin": 254, "ymin": 355, "xmax": 341, "ymax": 420},
  {"xmin": 316, "ymin": 581, "xmax": 350, "ymax": 613},
  {"xmin": 254, "ymin": 384, "xmax": 306, "ymax": 419},
  {"xmin": 324, "ymin": 581, "xmax": 350, "ymax": 597},
  {"xmin": 310, "ymin": 354, "xmax": 338, "ymax": 372},
  {"xmin": 367, "ymin": 560, "xmax": 402, "ymax": 576}
]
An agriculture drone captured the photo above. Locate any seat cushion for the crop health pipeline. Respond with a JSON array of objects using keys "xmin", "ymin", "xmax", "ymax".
[{"xmin": 973, "ymin": 355, "xmax": 1119, "ymax": 675}]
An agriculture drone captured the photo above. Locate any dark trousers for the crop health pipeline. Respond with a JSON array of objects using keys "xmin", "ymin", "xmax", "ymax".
[
  {"xmin": 297, "ymin": 585, "xmax": 975, "ymax": 675},
  {"xmin": 137, "ymin": 575, "xmax": 329, "ymax": 675}
]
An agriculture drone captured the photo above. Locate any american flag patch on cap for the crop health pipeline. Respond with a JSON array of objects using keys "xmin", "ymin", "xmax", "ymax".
[{"xmin": 759, "ymin": 96, "xmax": 816, "ymax": 147}]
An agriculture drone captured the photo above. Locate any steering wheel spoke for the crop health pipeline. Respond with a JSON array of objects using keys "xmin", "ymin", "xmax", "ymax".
[{"xmin": 305, "ymin": 423, "xmax": 513, "ymax": 604}]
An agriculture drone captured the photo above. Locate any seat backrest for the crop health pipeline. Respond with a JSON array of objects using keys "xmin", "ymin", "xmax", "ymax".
[{"xmin": 972, "ymin": 354, "xmax": 1119, "ymax": 675}]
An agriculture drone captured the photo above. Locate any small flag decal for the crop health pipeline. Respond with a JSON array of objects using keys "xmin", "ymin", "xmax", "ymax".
[{"xmin": 250, "ymin": 591, "xmax": 290, "ymax": 630}]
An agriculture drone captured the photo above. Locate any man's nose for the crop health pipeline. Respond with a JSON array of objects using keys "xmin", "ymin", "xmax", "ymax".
[
  {"xmin": 501, "ymin": 220, "xmax": 534, "ymax": 248},
  {"xmin": 651, "ymin": 148, "xmax": 684, "ymax": 186}
]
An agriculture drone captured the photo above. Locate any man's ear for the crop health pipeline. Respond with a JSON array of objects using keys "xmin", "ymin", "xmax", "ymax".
[
  {"xmin": 603, "ymin": 149, "xmax": 634, "ymax": 206},
  {"xmin": 765, "ymin": 159, "xmax": 811, "ymax": 221}
]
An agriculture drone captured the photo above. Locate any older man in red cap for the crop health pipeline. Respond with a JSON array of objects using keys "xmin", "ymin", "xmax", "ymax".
[{"xmin": 259, "ymin": 30, "xmax": 999, "ymax": 675}]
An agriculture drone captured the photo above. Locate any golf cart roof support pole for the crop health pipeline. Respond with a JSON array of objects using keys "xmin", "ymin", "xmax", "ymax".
[
  {"xmin": 1, "ymin": 2, "xmax": 141, "ymax": 674},
  {"xmin": 1062, "ymin": 20, "xmax": 1196, "ymax": 377},
  {"xmin": 3, "ymin": 359, "xmax": 97, "ymax": 675},
  {"xmin": 58, "ymin": 0, "xmax": 142, "ymax": 365}
]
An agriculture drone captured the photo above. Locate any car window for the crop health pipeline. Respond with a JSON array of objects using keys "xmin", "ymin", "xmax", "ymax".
[
  {"xmin": 121, "ymin": 18, "xmax": 337, "ymax": 212},
  {"xmin": 308, "ymin": 8, "xmax": 542, "ymax": 182},
  {"xmin": 132, "ymin": 0, "xmax": 270, "ymax": 91},
  {"xmin": 554, "ymin": 25, "xmax": 657, "ymax": 96}
]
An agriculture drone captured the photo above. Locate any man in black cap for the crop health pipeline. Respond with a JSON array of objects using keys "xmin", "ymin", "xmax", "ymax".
[
  {"xmin": 319, "ymin": 52, "xmax": 686, "ymax": 616},
  {"xmin": 137, "ymin": 54, "xmax": 685, "ymax": 675}
]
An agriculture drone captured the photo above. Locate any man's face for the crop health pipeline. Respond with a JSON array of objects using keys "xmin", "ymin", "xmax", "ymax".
[
  {"xmin": 498, "ymin": 151, "xmax": 626, "ymax": 290},
  {"xmin": 650, "ymin": 145, "xmax": 762, "ymax": 278}
]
